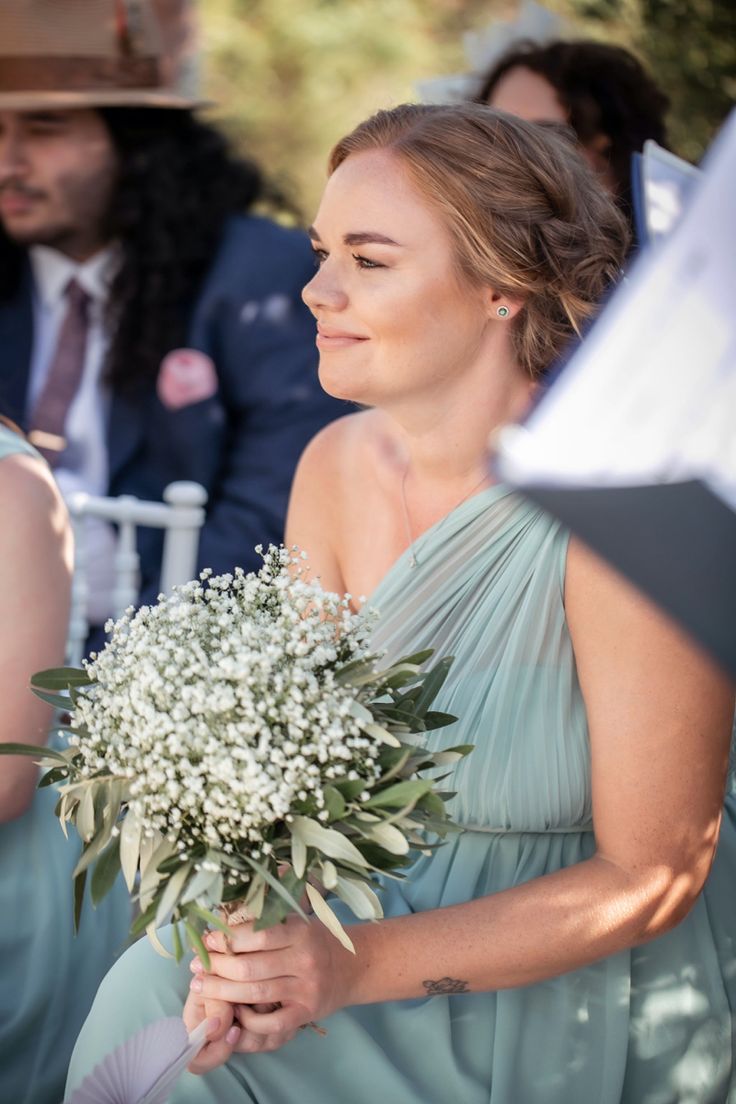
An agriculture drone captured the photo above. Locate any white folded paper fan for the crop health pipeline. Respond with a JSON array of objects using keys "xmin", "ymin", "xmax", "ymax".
[{"xmin": 65, "ymin": 1017, "xmax": 210, "ymax": 1104}]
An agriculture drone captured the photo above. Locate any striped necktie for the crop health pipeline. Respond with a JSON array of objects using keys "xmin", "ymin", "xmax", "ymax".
[{"xmin": 29, "ymin": 277, "xmax": 91, "ymax": 466}]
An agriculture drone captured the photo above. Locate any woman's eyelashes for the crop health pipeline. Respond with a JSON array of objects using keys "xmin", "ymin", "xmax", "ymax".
[{"xmin": 310, "ymin": 247, "xmax": 385, "ymax": 270}]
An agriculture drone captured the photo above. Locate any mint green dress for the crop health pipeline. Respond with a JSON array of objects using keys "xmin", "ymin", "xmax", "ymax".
[
  {"xmin": 67, "ymin": 487, "xmax": 736, "ymax": 1103},
  {"xmin": 0, "ymin": 426, "xmax": 131, "ymax": 1104}
]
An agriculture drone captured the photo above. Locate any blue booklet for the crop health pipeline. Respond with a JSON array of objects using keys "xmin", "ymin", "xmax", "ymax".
[{"xmin": 631, "ymin": 140, "xmax": 702, "ymax": 248}]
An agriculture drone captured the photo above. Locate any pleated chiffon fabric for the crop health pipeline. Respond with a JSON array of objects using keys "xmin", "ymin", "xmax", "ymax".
[
  {"xmin": 0, "ymin": 424, "xmax": 131, "ymax": 1104},
  {"xmin": 67, "ymin": 487, "xmax": 736, "ymax": 1103}
]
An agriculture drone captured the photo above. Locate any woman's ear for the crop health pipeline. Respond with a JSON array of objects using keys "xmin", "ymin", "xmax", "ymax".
[{"xmin": 483, "ymin": 287, "xmax": 525, "ymax": 321}]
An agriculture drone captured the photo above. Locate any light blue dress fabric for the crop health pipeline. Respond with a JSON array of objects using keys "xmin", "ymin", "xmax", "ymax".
[
  {"xmin": 0, "ymin": 425, "xmax": 131, "ymax": 1104},
  {"xmin": 66, "ymin": 487, "xmax": 736, "ymax": 1103}
]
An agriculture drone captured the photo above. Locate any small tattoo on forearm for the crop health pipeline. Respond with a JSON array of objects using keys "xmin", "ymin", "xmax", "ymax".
[{"xmin": 422, "ymin": 977, "xmax": 469, "ymax": 995}]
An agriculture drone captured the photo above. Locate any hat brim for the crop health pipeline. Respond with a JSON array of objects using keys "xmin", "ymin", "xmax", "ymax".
[{"xmin": 0, "ymin": 88, "xmax": 210, "ymax": 111}]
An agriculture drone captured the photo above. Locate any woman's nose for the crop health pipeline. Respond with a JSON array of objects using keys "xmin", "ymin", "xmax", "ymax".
[{"xmin": 302, "ymin": 265, "xmax": 349, "ymax": 314}]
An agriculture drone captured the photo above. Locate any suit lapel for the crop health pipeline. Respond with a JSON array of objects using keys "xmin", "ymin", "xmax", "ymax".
[{"xmin": 0, "ymin": 265, "xmax": 34, "ymax": 425}]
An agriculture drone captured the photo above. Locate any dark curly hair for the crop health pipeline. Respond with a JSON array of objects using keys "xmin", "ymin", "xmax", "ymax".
[
  {"xmin": 330, "ymin": 103, "xmax": 629, "ymax": 379},
  {"xmin": 474, "ymin": 40, "xmax": 670, "ymax": 229},
  {"xmin": 0, "ymin": 108, "xmax": 294, "ymax": 390}
]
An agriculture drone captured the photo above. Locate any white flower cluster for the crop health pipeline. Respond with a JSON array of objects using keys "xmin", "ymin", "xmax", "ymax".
[{"xmin": 71, "ymin": 547, "xmax": 381, "ymax": 853}]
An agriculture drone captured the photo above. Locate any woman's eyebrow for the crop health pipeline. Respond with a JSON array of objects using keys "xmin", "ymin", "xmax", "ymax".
[{"xmin": 308, "ymin": 226, "xmax": 403, "ymax": 247}]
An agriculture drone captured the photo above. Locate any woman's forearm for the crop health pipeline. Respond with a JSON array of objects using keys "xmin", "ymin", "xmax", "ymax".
[{"xmin": 344, "ymin": 850, "xmax": 705, "ymax": 1006}]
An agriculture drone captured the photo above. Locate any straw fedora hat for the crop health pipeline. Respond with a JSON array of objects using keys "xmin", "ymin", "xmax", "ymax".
[{"xmin": 0, "ymin": 0, "xmax": 202, "ymax": 110}]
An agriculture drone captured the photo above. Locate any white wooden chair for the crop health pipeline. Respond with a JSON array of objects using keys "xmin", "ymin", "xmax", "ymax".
[{"xmin": 64, "ymin": 481, "xmax": 208, "ymax": 665}]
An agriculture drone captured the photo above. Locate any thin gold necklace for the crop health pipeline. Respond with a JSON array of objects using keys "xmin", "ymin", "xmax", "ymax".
[{"xmin": 399, "ymin": 466, "xmax": 490, "ymax": 569}]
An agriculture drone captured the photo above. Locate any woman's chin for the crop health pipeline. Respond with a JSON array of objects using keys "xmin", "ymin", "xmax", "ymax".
[{"xmin": 318, "ymin": 365, "xmax": 372, "ymax": 406}]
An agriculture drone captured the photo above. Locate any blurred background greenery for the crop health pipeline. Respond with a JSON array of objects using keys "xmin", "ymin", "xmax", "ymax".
[{"xmin": 191, "ymin": 0, "xmax": 735, "ymax": 216}]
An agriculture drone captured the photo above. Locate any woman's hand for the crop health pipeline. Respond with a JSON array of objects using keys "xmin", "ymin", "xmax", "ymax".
[{"xmin": 185, "ymin": 914, "xmax": 358, "ymax": 1072}]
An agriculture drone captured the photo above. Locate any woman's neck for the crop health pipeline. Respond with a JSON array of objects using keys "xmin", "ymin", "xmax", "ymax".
[{"xmin": 385, "ymin": 363, "xmax": 535, "ymax": 488}]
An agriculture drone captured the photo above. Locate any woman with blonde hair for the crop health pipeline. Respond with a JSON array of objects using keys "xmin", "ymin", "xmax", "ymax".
[{"xmin": 68, "ymin": 104, "xmax": 735, "ymax": 1103}]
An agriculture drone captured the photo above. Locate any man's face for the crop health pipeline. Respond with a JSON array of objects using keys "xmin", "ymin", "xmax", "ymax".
[{"xmin": 0, "ymin": 109, "xmax": 119, "ymax": 260}]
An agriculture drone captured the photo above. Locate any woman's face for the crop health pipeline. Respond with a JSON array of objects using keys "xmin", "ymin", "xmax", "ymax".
[
  {"xmin": 487, "ymin": 66, "xmax": 569, "ymax": 125},
  {"xmin": 487, "ymin": 66, "xmax": 616, "ymax": 194},
  {"xmin": 302, "ymin": 149, "xmax": 495, "ymax": 411}
]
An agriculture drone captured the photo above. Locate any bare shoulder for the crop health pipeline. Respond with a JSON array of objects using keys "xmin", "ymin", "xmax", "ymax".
[
  {"xmin": 294, "ymin": 408, "xmax": 385, "ymax": 485},
  {"xmin": 0, "ymin": 451, "xmax": 64, "ymax": 519}
]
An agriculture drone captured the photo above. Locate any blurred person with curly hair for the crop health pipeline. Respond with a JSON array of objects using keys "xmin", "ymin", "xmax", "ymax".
[
  {"xmin": 0, "ymin": 0, "xmax": 343, "ymax": 636},
  {"xmin": 475, "ymin": 38, "xmax": 670, "ymax": 238}
]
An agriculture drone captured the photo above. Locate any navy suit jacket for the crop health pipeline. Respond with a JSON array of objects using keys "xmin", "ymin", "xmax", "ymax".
[{"xmin": 0, "ymin": 215, "xmax": 347, "ymax": 601}]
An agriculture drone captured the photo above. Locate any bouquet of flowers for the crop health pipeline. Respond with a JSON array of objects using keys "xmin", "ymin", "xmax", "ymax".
[{"xmin": 4, "ymin": 546, "xmax": 468, "ymax": 964}]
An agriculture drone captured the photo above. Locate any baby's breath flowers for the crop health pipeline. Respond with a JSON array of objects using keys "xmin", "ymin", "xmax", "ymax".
[{"xmin": 6, "ymin": 547, "xmax": 470, "ymax": 961}]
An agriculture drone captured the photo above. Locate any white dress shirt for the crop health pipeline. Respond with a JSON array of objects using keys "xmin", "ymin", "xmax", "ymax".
[{"xmin": 29, "ymin": 245, "xmax": 119, "ymax": 625}]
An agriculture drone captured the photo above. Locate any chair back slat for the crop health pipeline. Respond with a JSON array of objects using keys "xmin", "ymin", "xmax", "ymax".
[{"xmin": 64, "ymin": 481, "xmax": 208, "ymax": 663}]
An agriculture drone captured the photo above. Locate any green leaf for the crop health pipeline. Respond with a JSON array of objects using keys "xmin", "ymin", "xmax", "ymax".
[
  {"xmin": 171, "ymin": 920, "xmax": 184, "ymax": 963},
  {"xmin": 365, "ymin": 779, "xmax": 434, "ymax": 810},
  {"xmin": 254, "ymin": 888, "xmax": 291, "ymax": 930},
  {"xmin": 0, "ymin": 741, "xmax": 68, "ymax": 762},
  {"xmin": 390, "ymin": 648, "xmax": 434, "ymax": 668},
  {"xmin": 38, "ymin": 765, "xmax": 69, "ymax": 787},
  {"xmin": 377, "ymin": 747, "xmax": 412, "ymax": 784},
  {"xmin": 146, "ymin": 921, "xmax": 174, "ymax": 959},
  {"xmin": 320, "ymin": 859, "xmax": 338, "ymax": 890},
  {"xmin": 424, "ymin": 744, "xmax": 474, "ymax": 766},
  {"xmin": 73, "ymin": 868, "xmax": 87, "ymax": 934},
  {"xmin": 31, "ymin": 666, "xmax": 92, "ymax": 690},
  {"xmin": 366, "ymin": 820, "xmax": 410, "ymax": 855},
  {"xmin": 91, "ymin": 837, "xmax": 122, "ymax": 906},
  {"xmin": 322, "ymin": 786, "xmax": 346, "ymax": 820},
  {"xmin": 361, "ymin": 722, "xmax": 401, "ymax": 747},
  {"xmin": 417, "ymin": 791, "xmax": 451, "ymax": 817},
  {"xmin": 243, "ymin": 874, "xmax": 265, "ymax": 919},
  {"xmin": 291, "ymin": 816, "xmax": 369, "ymax": 868},
  {"xmin": 242, "ymin": 855, "xmax": 309, "ymax": 923},
  {"xmin": 155, "ymin": 862, "xmax": 193, "ymax": 929},
  {"xmin": 187, "ymin": 903, "xmax": 231, "ymax": 936},
  {"xmin": 334, "ymin": 657, "xmax": 381, "ymax": 686},
  {"xmin": 334, "ymin": 875, "xmax": 383, "ymax": 921},
  {"xmin": 119, "ymin": 808, "xmax": 143, "ymax": 893},
  {"xmin": 77, "ymin": 784, "xmax": 97, "ymax": 843},
  {"xmin": 379, "ymin": 670, "xmax": 424, "ymax": 692},
  {"xmin": 331, "ymin": 777, "xmax": 365, "ymax": 801},
  {"xmin": 183, "ymin": 919, "xmax": 211, "ymax": 971},
  {"xmin": 412, "ymin": 657, "xmax": 454, "ymax": 718},
  {"xmin": 180, "ymin": 863, "xmax": 220, "ymax": 906},
  {"xmin": 422, "ymin": 711, "xmax": 459, "ymax": 731},
  {"xmin": 305, "ymin": 884, "xmax": 355, "ymax": 953},
  {"xmin": 130, "ymin": 899, "xmax": 158, "ymax": 938},
  {"xmin": 30, "ymin": 688, "xmax": 75, "ymax": 712},
  {"xmin": 72, "ymin": 820, "xmax": 115, "ymax": 878},
  {"xmin": 291, "ymin": 830, "xmax": 307, "ymax": 879}
]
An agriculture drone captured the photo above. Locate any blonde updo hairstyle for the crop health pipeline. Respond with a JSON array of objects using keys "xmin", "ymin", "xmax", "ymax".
[{"xmin": 329, "ymin": 103, "xmax": 629, "ymax": 379}]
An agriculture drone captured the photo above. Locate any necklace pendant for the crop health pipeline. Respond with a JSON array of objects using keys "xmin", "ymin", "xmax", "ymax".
[{"xmin": 408, "ymin": 551, "xmax": 418, "ymax": 569}]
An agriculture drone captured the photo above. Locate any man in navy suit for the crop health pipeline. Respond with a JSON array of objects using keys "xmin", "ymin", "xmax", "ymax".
[{"xmin": 0, "ymin": 0, "xmax": 344, "ymax": 626}]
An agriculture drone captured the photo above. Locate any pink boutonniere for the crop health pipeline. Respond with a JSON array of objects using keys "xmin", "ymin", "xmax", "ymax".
[{"xmin": 157, "ymin": 349, "xmax": 218, "ymax": 411}]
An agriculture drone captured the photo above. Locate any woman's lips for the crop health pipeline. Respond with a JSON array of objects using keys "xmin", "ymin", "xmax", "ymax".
[{"xmin": 316, "ymin": 325, "xmax": 368, "ymax": 350}]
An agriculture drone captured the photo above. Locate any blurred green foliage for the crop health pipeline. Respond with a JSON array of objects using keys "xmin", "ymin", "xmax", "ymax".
[{"xmin": 200, "ymin": 0, "xmax": 735, "ymax": 216}]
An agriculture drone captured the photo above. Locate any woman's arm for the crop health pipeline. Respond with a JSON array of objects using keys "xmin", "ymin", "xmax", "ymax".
[
  {"xmin": 0, "ymin": 453, "xmax": 73, "ymax": 822},
  {"xmin": 187, "ymin": 497, "xmax": 734, "ymax": 1064}
]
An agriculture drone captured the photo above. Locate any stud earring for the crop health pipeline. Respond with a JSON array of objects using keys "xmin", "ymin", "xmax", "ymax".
[{"xmin": 496, "ymin": 305, "xmax": 510, "ymax": 318}]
